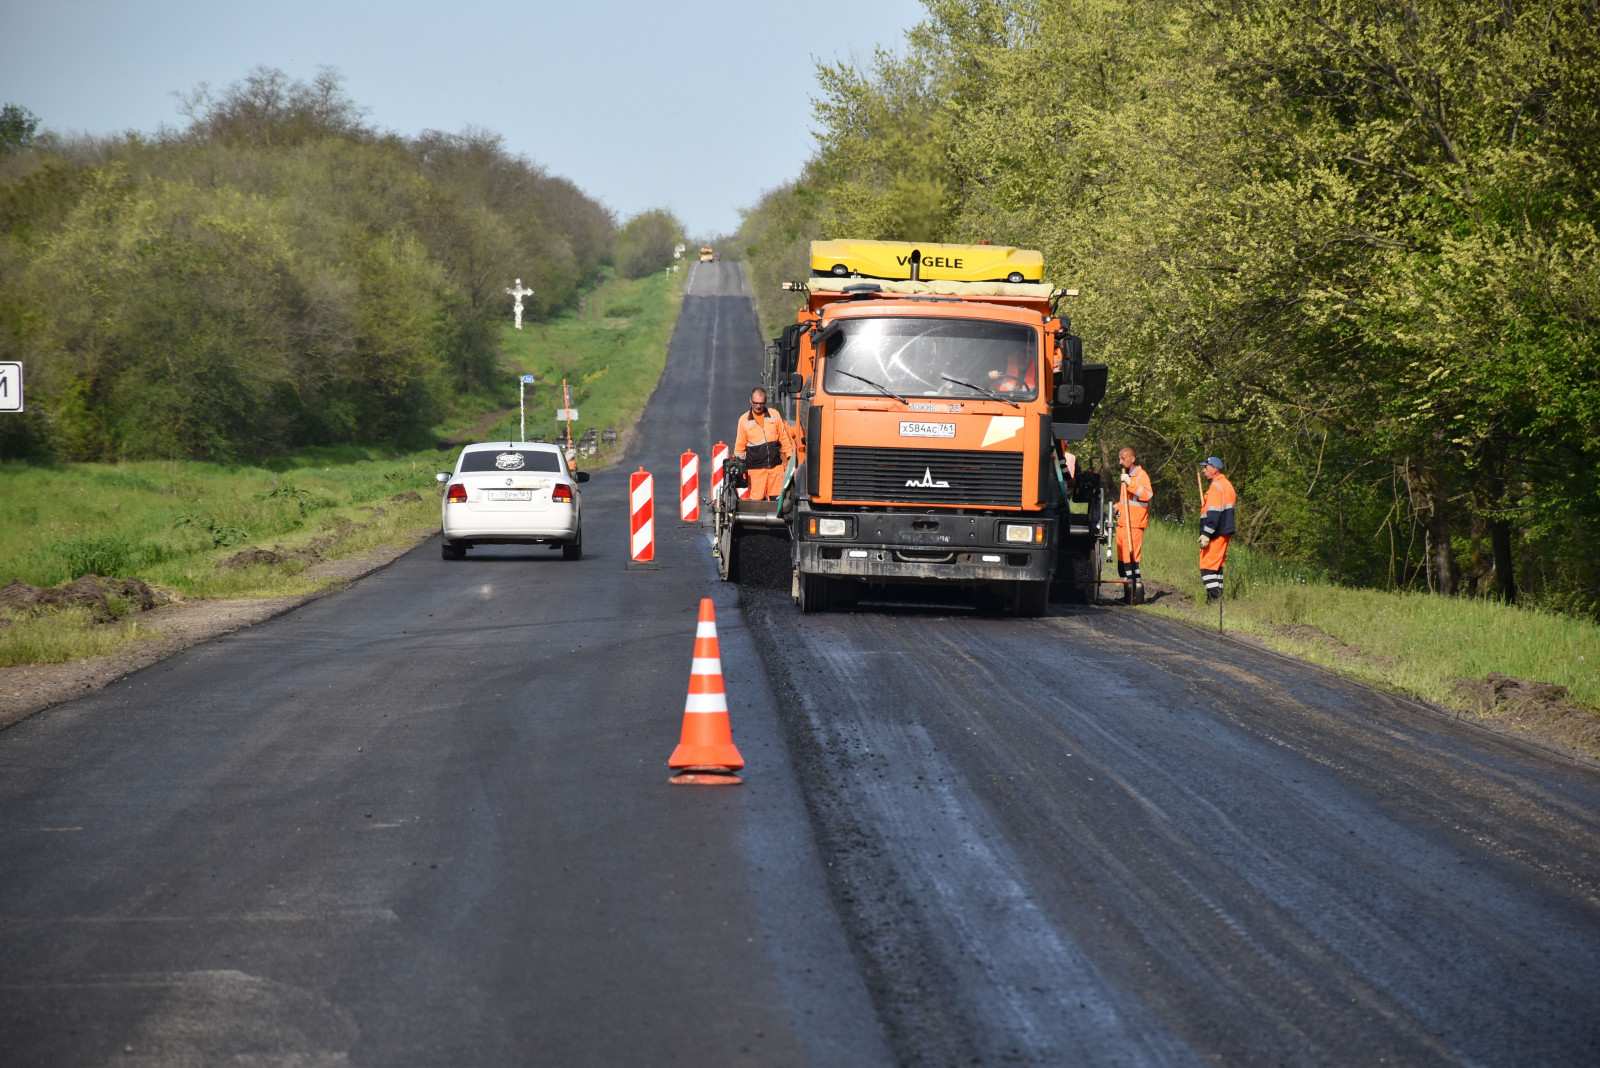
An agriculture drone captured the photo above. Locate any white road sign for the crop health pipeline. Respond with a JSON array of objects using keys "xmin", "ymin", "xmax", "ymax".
[
  {"xmin": 0, "ymin": 362, "xmax": 21, "ymax": 412},
  {"xmin": 520, "ymin": 373, "xmax": 536, "ymax": 384},
  {"xmin": 555, "ymin": 408, "xmax": 579, "ymax": 422}
]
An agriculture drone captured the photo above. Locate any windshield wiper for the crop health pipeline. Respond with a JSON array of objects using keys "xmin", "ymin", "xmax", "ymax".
[
  {"xmin": 833, "ymin": 368, "xmax": 909, "ymax": 405},
  {"xmin": 940, "ymin": 375, "xmax": 1020, "ymax": 408}
]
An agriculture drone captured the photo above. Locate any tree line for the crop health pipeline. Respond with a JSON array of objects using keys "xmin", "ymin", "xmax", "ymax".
[
  {"xmin": 0, "ymin": 68, "xmax": 685, "ymax": 462},
  {"xmin": 736, "ymin": 0, "xmax": 1600, "ymax": 618}
]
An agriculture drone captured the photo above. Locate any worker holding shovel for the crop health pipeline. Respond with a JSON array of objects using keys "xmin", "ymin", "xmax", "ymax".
[{"xmin": 1116, "ymin": 447, "xmax": 1153, "ymax": 604}]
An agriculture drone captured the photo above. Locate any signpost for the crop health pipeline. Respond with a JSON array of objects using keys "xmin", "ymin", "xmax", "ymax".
[
  {"xmin": 0, "ymin": 362, "xmax": 21, "ymax": 413},
  {"xmin": 519, "ymin": 373, "xmax": 536, "ymax": 441}
]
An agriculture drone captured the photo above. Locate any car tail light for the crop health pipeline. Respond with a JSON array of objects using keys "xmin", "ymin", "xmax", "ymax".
[
  {"xmin": 552, "ymin": 483, "xmax": 573, "ymax": 503},
  {"xmin": 446, "ymin": 483, "xmax": 468, "ymax": 503}
]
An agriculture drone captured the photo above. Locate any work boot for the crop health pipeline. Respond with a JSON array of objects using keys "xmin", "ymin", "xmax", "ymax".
[
  {"xmin": 1206, "ymin": 587, "xmax": 1222, "ymax": 603},
  {"xmin": 1123, "ymin": 580, "xmax": 1134, "ymax": 605},
  {"xmin": 1132, "ymin": 582, "xmax": 1146, "ymax": 606}
]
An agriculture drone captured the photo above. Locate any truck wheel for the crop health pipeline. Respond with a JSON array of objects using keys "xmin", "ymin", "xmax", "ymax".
[
  {"xmin": 798, "ymin": 572, "xmax": 831, "ymax": 614},
  {"xmin": 1052, "ymin": 538, "xmax": 1098, "ymax": 604},
  {"xmin": 1011, "ymin": 580, "xmax": 1050, "ymax": 617}
]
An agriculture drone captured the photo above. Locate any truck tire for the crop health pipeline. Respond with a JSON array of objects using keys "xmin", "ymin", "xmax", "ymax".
[
  {"xmin": 1052, "ymin": 536, "xmax": 1098, "ymax": 605},
  {"xmin": 1011, "ymin": 579, "xmax": 1050, "ymax": 617},
  {"xmin": 798, "ymin": 571, "xmax": 832, "ymax": 614}
]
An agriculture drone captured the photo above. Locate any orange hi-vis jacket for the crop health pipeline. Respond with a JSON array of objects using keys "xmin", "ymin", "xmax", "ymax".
[
  {"xmin": 1121, "ymin": 465, "xmax": 1153, "ymax": 529},
  {"xmin": 1200, "ymin": 474, "xmax": 1237, "ymax": 539},
  {"xmin": 734, "ymin": 410, "xmax": 794, "ymax": 470}
]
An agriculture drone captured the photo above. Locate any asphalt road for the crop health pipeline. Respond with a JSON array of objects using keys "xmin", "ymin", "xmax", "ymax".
[{"xmin": 4, "ymin": 260, "xmax": 1600, "ymax": 1066}]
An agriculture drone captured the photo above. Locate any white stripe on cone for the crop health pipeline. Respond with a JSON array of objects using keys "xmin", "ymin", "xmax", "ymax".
[
  {"xmin": 631, "ymin": 482, "xmax": 651, "ymax": 514},
  {"xmin": 695, "ymin": 622, "xmax": 717, "ymax": 638},
  {"xmin": 684, "ymin": 692, "xmax": 729, "ymax": 714},
  {"xmin": 690, "ymin": 657, "xmax": 720, "ymax": 676}
]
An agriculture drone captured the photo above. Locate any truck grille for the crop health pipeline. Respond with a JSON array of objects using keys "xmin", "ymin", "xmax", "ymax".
[{"xmin": 831, "ymin": 446, "xmax": 1023, "ymax": 507}]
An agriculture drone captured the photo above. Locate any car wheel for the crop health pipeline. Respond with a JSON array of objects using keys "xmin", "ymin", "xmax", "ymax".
[
  {"xmin": 561, "ymin": 530, "xmax": 583, "ymax": 560},
  {"xmin": 442, "ymin": 541, "xmax": 466, "ymax": 560}
]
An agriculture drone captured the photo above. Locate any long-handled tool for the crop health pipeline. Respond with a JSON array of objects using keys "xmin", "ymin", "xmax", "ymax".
[
  {"xmin": 1119, "ymin": 477, "xmax": 1135, "ymax": 605},
  {"xmin": 1198, "ymin": 466, "xmax": 1223, "ymax": 631}
]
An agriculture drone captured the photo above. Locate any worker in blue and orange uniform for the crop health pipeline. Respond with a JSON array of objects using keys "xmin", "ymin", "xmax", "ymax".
[
  {"xmin": 734, "ymin": 387, "xmax": 794, "ymax": 501},
  {"xmin": 1116, "ymin": 447, "xmax": 1153, "ymax": 604},
  {"xmin": 1198, "ymin": 456, "xmax": 1237, "ymax": 602}
]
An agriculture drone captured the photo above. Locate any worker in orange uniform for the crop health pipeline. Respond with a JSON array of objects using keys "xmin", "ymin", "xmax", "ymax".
[
  {"xmin": 734, "ymin": 387, "xmax": 794, "ymax": 501},
  {"xmin": 1116, "ymin": 447, "xmax": 1153, "ymax": 604},
  {"xmin": 1198, "ymin": 456, "xmax": 1237, "ymax": 602}
]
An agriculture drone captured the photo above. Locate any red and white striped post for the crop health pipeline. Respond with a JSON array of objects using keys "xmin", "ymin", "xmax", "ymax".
[
  {"xmin": 710, "ymin": 441, "xmax": 728, "ymax": 501},
  {"xmin": 679, "ymin": 450, "xmax": 700, "ymax": 522},
  {"xmin": 629, "ymin": 468, "xmax": 654, "ymax": 564}
]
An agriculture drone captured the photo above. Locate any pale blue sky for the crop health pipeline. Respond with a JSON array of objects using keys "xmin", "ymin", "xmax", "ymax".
[{"xmin": 0, "ymin": 0, "xmax": 925, "ymax": 235}]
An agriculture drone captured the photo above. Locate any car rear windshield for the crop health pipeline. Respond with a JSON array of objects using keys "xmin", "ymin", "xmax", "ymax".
[{"xmin": 459, "ymin": 450, "xmax": 562, "ymax": 473}]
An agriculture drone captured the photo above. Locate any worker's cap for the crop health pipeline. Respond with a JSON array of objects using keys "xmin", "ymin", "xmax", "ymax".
[{"xmin": 1200, "ymin": 456, "xmax": 1225, "ymax": 471}]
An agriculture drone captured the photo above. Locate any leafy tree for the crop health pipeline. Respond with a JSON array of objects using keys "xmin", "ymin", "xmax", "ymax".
[{"xmin": 614, "ymin": 209, "xmax": 685, "ymax": 278}]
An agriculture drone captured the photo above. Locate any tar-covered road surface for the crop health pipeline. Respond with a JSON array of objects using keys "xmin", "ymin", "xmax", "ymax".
[{"xmin": 4, "ymin": 260, "xmax": 1599, "ymax": 1066}]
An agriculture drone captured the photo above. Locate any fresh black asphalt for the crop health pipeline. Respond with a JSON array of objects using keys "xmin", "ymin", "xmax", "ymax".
[{"xmin": 4, "ymin": 260, "xmax": 1599, "ymax": 1066}]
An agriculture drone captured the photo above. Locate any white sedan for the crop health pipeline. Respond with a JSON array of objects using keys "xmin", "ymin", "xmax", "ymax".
[{"xmin": 436, "ymin": 442, "xmax": 589, "ymax": 560}]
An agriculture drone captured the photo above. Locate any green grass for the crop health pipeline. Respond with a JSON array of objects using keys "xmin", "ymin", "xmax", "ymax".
[
  {"xmin": 448, "ymin": 267, "xmax": 685, "ymax": 465},
  {"xmin": 0, "ymin": 267, "xmax": 688, "ymax": 667},
  {"xmin": 1133, "ymin": 519, "xmax": 1600, "ymax": 723}
]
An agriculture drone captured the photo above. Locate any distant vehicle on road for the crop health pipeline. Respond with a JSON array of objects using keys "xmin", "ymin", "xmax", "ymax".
[
  {"xmin": 436, "ymin": 441, "xmax": 589, "ymax": 560},
  {"xmin": 699, "ymin": 246, "xmax": 716, "ymax": 262}
]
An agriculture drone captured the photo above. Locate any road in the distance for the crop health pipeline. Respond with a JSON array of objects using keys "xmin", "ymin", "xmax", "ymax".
[
  {"xmin": 0, "ymin": 261, "xmax": 891, "ymax": 1067},
  {"xmin": 4, "ymin": 259, "xmax": 1600, "ymax": 1067}
]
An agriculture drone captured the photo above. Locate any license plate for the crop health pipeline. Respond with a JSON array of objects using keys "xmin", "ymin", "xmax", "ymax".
[
  {"xmin": 900, "ymin": 421, "xmax": 956, "ymax": 439},
  {"xmin": 486, "ymin": 489, "xmax": 533, "ymax": 501}
]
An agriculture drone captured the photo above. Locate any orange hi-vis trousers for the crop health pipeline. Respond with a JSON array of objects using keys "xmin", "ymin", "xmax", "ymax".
[
  {"xmin": 1116, "ymin": 520, "xmax": 1145, "ymax": 580},
  {"xmin": 1200, "ymin": 534, "xmax": 1230, "ymax": 595},
  {"xmin": 746, "ymin": 464, "xmax": 786, "ymax": 501}
]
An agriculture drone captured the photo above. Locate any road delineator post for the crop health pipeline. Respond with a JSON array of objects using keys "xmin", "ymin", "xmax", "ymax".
[
  {"xmin": 679, "ymin": 450, "xmax": 700, "ymax": 523},
  {"xmin": 629, "ymin": 467, "xmax": 655, "ymax": 566},
  {"xmin": 667, "ymin": 598, "xmax": 744, "ymax": 786}
]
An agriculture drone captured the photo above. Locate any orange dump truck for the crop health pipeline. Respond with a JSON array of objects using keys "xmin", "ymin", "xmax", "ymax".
[{"xmin": 715, "ymin": 239, "xmax": 1109, "ymax": 614}]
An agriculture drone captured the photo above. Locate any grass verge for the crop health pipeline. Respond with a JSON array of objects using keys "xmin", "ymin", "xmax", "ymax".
[
  {"xmin": 437, "ymin": 267, "xmax": 685, "ymax": 465},
  {"xmin": 0, "ymin": 268, "xmax": 687, "ymax": 669},
  {"xmin": 1133, "ymin": 519, "xmax": 1600, "ymax": 755}
]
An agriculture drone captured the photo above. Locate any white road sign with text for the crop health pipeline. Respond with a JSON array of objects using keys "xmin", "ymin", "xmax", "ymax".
[{"xmin": 0, "ymin": 362, "xmax": 21, "ymax": 412}]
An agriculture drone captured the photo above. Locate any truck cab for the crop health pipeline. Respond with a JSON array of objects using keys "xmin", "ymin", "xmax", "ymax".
[{"xmin": 722, "ymin": 239, "xmax": 1107, "ymax": 614}]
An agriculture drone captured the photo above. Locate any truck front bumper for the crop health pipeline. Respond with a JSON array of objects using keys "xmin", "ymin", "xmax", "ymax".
[{"xmin": 795, "ymin": 508, "xmax": 1054, "ymax": 584}]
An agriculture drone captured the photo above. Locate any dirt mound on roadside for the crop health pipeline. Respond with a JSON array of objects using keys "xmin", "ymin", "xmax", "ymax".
[
  {"xmin": 389, "ymin": 490, "xmax": 423, "ymax": 503},
  {"xmin": 0, "ymin": 575, "xmax": 163, "ymax": 623},
  {"xmin": 1453, "ymin": 673, "xmax": 1600, "ymax": 756}
]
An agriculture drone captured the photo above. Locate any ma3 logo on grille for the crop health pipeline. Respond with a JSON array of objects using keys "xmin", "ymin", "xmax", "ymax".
[{"xmin": 906, "ymin": 466, "xmax": 951, "ymax": 489}]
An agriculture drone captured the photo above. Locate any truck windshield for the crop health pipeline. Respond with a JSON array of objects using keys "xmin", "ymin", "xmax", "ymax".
[{"xmin": 822, "ymin": 317, "xmax": 1039, "ymax": 401}]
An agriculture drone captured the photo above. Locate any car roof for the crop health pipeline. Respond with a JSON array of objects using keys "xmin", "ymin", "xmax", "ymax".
[{"xmin": 459, "ymin": 441, "xmax": 562, "ymax": 453}]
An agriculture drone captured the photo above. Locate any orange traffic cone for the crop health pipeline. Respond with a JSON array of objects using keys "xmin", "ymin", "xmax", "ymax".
[{"xmin": 668, "ymin": 598, "xmax": 745, "ymax": 786}]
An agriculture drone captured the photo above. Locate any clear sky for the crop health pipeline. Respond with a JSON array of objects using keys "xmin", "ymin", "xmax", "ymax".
[{"xmin": 0, "ymin": 0, "xmax": 925, "ymax": 236}]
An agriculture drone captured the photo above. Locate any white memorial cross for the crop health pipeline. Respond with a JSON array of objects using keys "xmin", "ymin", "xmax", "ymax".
[{"xmin": 505, "ymin": 278, "xmax": 534, "ymax": 330}]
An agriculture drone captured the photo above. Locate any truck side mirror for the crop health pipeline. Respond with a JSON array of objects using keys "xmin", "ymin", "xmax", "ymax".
[
  {"xmin": 787, "ymin": 372, "xmax": 804, "ymax": 393},
  {"xmin": 1056, "ymin": 384, "xmax": 1085, "ymax": 405}
]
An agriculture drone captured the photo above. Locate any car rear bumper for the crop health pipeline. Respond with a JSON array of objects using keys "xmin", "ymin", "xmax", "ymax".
[{"xmin": 442, "ymin": 522, "xmax": 578, "ymax": 543}]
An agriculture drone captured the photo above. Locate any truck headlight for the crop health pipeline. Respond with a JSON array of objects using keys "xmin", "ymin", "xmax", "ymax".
[
  {"xmin": 815, "ymin": 517, "xmax": 849, "ymax": 537},
  {"xmin": 1002, "ymin": 522, "xmax": 1042, "ymax": 544}
]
